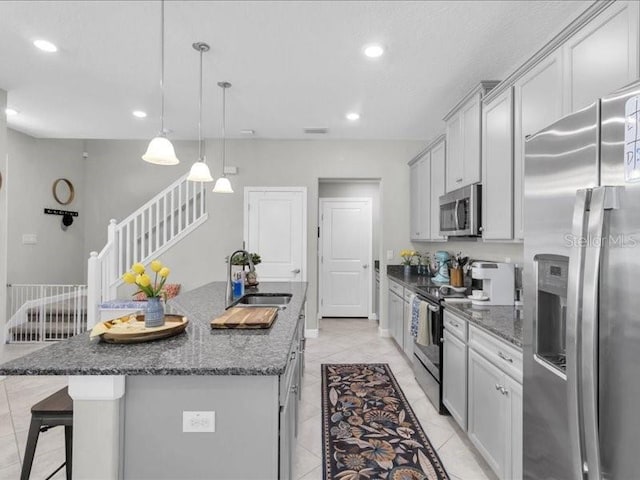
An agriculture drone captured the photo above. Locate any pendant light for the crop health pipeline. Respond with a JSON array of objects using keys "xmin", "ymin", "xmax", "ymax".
[
  {"xmin": 212, "ymin": 81, "xmax": 234, "ymax": 193},
  {"xmin": 142, "ymin": 0, "xmax": 179, "ymax": 165},
  {"xmin": 187, "ymin": 42, "xmax": 213, "ymax": 182}
]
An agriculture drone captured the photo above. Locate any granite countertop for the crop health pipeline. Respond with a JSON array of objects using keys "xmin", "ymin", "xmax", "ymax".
[
  {"xmin": 0, "ymin": 282, "xmax": 308, "ymax": 376},
  {"xmin": 385, "ymin": 265, "xmax": 443, "ymax": 290},
  {"xmin": 443, "ymin": 302, "xmax": 523, "ymax": 348},
  {"xmin": 385, "ymin": 266, "xmax": 523, "ymax": 348}
]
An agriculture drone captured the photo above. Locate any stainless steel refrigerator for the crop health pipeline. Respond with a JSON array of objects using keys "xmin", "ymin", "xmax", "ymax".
[{"xmin": 524, "ymin": 80, "xmax": 640, "ymax": 480}]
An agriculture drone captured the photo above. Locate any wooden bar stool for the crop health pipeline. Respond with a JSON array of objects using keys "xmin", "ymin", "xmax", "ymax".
[{"xmin": 20, "ymin": 386, "xmax": 73, "ymax": 480}]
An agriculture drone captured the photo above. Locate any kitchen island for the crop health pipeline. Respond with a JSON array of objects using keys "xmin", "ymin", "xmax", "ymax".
[{"xmin": 0, "ymin": 281, "xmax": 308, "ymax": 479}]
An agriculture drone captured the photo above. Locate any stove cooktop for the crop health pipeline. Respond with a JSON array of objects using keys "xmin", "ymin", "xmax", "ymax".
[{"xmin": 415, "ymin": 284, "xmax": 470, "ymax": 303}]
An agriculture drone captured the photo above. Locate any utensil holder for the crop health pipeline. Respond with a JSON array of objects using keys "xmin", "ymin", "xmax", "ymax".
[{"xmin": 450, "ymin": 267, "xmax": 464, "ymax": 287}]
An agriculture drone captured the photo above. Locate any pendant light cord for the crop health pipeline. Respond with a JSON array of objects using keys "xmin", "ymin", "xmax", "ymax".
[
  {"xmin": 160, "ymin": 0, "xmax": 165, "ymax": 135},
  {"xmin": 198, "ymin": 47, "xmax": 204, "ymax": 162},
  {"xmin": 221, "ymin": 84, "xmax": 226, "ymax": 175}
]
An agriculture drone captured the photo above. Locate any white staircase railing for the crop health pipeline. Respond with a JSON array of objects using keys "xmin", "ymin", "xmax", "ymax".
[
  {"xmin": 87, "ymin": 173, "xmax": 208, "ymax": 328},
  {"xmin": 5, "ymin": 284, "xmax": 88, "ymax": 343}
]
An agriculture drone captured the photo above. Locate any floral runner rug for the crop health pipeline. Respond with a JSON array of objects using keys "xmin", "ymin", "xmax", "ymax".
[{"xmin": 321, "ymin": 363, "xmax": 449, "ymax": 480}]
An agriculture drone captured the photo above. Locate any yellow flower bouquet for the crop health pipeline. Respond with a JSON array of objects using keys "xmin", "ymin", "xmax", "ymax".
[
  {"xmin": 122, "ymin": 260, "xmax": 171, "ymax": 299},
  {"xmin": 399, "ymin": 249, "xmax": 417, "ymax": 266},
  {"xmin": 122, "ymin": 259, "xmax": 171, "ymax": 327}
]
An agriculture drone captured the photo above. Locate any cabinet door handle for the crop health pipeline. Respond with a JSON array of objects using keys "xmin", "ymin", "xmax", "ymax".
[
  {"xmin": 456, "ymin": 177, "xmax": 463, "ymax": 183},
  {"xmin": 290, "ymin": 351, "xmax": 296, "ymax": 360},
  {"xmin": 291, "ymin": 385, "xmax": 298, "ymax": 394},
  {"xmin": 495, "ymin": 383, "xmax": 502, "ymax": 391},
  {"xmin": 362, "ymin": 264, "xmax": 369, "ymax": 269},
  {"xmin": 451, "ymin": 321, "xmax": 460, "ymax": 328},
  {"xmin": 498, "ymin": 351, "xmax": 513, "ymax": 363},
  {"xmin": 502, "ymin": 388, "xmax": 509, "ymax": 396},
  {"xmin": 291, "ymin": 268, "xmax": 301, "ymax": 274}
]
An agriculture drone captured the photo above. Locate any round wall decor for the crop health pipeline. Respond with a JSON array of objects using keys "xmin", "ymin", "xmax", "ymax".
[{"xmin": 52, "ymin": 178, "xmax": 75, "ymax": 205}]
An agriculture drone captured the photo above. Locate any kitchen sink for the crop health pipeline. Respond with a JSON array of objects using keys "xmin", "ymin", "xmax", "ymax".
[{"xmin": 232, "ymin": 293, "xmax": 292, "ymax": 307}]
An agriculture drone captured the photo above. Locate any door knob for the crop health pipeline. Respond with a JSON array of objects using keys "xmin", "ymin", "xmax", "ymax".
[
  {"xmin": 291, "ymin": 268, "xmax": 301, "ymax": 274},
  {"xmin": 362, "ymin": 264, "xmax": 369, "ymax": 269}
]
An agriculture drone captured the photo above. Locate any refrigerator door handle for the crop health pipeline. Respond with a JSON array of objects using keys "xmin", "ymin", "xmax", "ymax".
[
  {"xmin": 566, "ymin": 188, "xmax": 591, "ymax": 480},
  {"xmin": 580, "ymin": 186, "xmax": 622, "ymax": 480}
]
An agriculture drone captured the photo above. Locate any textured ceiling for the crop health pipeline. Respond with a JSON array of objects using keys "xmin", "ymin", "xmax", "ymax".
[{"xmin": 0, "ymin": 0, "xmax": 588, "ymax": 140}]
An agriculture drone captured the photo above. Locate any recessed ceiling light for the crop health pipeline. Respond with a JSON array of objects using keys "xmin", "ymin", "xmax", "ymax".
[
  {"xmin": 363, "ymin": 44, "xmax": 384, "ymax": 58},
  {"xmin": 132, "ymin": 110, "xmax": 147, "ymax": 118},
  {"xmin": 33, "ymin": 39, "xmax": 58, "ymax": 53},
  {"xmin": 346, "ymin": 112, "xmax": 360, "ymax": 121},
  {"xmin": 5, "ymin": 108, "xmax": 18, "ymax": 116}
]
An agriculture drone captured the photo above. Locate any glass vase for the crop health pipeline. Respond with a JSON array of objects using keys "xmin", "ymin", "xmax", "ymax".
[{"xmin": 145, "ymin": 297, "xmax": 165, "ymax": 328}]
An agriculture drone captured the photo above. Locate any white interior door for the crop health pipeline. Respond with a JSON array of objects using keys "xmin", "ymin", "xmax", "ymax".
[
  {"xmin": 320, "ymin": 198, "xmax": 372, "ymax": 317},
  {"xmin": 244, "ymin": 188, "xmax": 307, "ymax": 281}
]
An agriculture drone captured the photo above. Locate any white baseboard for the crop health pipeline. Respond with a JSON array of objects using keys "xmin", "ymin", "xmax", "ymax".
[
  {"xmin": 305, "ymin": 329, "xmax": 319, "ymax": 338},
  {"xmin": 378, "ymin": 328, "xmax": 391, "ymax": 338},
  {"xmin": 368, "ymin": 313, "xmax": 378, "ymax": 321}
]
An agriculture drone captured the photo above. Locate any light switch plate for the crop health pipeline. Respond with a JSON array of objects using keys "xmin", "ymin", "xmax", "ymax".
[
  {"xmin": 22, "ymin": 234, "xmax": 37, "ymax": 245},
  {"xmin": 386, "ymin": 250, "xmax": 394, "ymax": 261},
  {"xmin": 223, "ymin": 166, "xmax": 238, "ymax": 175},
  {"xmin": 182, "ymin": 411, "xmax": 215, "ymax": 433}
]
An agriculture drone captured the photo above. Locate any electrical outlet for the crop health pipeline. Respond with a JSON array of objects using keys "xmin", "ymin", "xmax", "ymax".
[
  {"xmin": 386, "ymin": 250, "xmax": 394, "ymax": 261},
  {"xmin": 182, "ymin": 411, "xmax": 215, "ymax": 433}
]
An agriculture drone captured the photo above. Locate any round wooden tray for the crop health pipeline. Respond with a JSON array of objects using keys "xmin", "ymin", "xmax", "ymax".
[{"xmin": 102, "ymin": 314, "xmax": 188, "ymax": 344}]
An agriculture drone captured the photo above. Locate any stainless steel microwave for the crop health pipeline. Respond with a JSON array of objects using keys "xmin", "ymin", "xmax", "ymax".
[{"xmin": 439, "ymin": 184, "xmax": 482, "ymax": 237}]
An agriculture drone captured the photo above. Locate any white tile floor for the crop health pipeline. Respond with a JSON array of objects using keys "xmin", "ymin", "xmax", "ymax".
[
  {"xmin": 0, "ymin": 319, "xmax": 496, "ymax": 480},
  {"xmin": 295, "ymin": 318, "xmax": 496, "ymax": 480}
]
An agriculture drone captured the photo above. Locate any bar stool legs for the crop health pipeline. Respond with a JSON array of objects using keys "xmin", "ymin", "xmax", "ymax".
[
  {"xmin": 20, "ymin": 417, "xmax": 41, "ymax": 480},
  {"xmin": 64, "ymin": 425, "xmax": 72, "ymax": 480},
  {"xmin": 20, "ymin": 387, "xmax": 73, "ymax": 480}
]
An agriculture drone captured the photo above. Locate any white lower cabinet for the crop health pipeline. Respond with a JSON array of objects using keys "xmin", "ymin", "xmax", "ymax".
[
  {"xmin": 443, "ymin": 329, "xmax": 467, "ymax": 429},
  {"xmin": 467, "ymin": 337, "xmax": 523, "ymax": 480},
  {"xmin": 388, "ymin": 281, "xmax": 404, "ymax": 346}
]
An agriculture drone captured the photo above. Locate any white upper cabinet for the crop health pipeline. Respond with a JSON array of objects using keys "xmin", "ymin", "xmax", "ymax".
[
  {"xmin": 445, "ymin": 114, "xmax": 463, "ymax": 192},
  {"xmin": 409, "ymin": 152, "xmax": 429, "ymax": 241},
  {"xmin": 444, "ymin": 82, "xmax": 499, "ymax": 193},
  {"xmin": 430, "ymin": 138, "xmax": 447, "ymax": 241},
  {"xmin": 409, "ymin": 135, "xmax": 446, "ymax": 242},
  {"xmin": 482, "ymin": 87, "xmax": 514, "ymax": 240},
  {"xmin": 564, "ymin": 1, "xmax": 639, "ymax": 113},
  {"xmin": 409, "ymin": 160, "xmax": 423, "ymax": 241},
  {"xmin": 462, "ymin": 94, "xmax": 482, "ymax": 187},
  {"xmin": 513, "ymin": 51, "xmax": 563, "ymax": 240}
]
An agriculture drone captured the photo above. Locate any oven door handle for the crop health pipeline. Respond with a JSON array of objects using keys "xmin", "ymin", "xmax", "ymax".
[{"xmin": 427, "ymin": 304, "xmax": 439, "ymax": 313}]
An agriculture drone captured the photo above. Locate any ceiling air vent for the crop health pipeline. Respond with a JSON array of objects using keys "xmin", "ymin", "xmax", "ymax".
[{"xmin": 303, "ymin": 127, "xmax": 328, "ymax": 135}]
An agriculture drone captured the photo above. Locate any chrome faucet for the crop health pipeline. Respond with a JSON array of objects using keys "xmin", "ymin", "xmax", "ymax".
[{"xmin": 226, "ymin": 249, "xmax": 254, "ymax": 305}]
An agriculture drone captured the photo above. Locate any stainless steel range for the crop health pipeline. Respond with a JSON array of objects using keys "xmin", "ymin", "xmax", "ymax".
[{"xmin": 412, "ymin": 283, "xmax": 468, "ymax": 415}]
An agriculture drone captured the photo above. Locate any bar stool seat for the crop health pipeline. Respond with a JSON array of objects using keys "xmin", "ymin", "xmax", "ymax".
[{"xmin": 21, "ymin": 386, "xmax": 73, "ymax": 480}]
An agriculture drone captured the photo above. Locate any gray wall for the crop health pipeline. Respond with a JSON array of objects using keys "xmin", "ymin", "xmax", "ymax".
[
  {"xmin": 414, "ymin": 239, "xmax": 524, "ymax": 266},
  {"xmin": 0, "ymin": 90, "xmax": 7, "ymax": 331},
  {"xmin": 84, "ymin": 138, "xmax": 425, "ymax": 331},
  {"xmin": 6, "ymin": 129, "xmax": 85, "ymax": 284}
]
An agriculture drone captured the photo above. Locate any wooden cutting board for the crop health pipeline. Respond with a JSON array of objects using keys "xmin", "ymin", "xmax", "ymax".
[{"xmin": 211, "ymin": 307, "xmax": 278, "ymax": 329}]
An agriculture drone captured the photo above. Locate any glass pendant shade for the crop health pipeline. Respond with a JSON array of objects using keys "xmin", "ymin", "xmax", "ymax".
[
  {"xmin": 142, "ymin": 136, "xmax": 180, "ymax": 165},
  {"xmin": 212, "ymin": 176, "xmax": 233, "ymax": 193},
  {"xmin": 187, "ymin": 160, "xmax": 213, "ymax": 182}
]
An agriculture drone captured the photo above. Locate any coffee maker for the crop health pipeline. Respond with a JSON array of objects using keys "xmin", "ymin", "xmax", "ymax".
[{"xmin": 471, "ymin": 261, "xmax": 515, "ymax": 305}]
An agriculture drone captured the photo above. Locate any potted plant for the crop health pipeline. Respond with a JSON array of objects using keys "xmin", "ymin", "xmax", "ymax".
[
  {"xmin": 399, "ymin": 249, "xmax": 417, "ymax": 276},
  {"xmin": 122, "ymin": 259, "xmax": 171, "ymax": 328},
  {"xmin": 229, "ymin": 252, "xmax": 261, "ymax": 286}
]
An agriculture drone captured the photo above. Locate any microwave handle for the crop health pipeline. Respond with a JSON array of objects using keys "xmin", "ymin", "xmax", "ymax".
[{"xmin": 454, "ymin": 200, "xmax": 460, "ymax": 231}]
